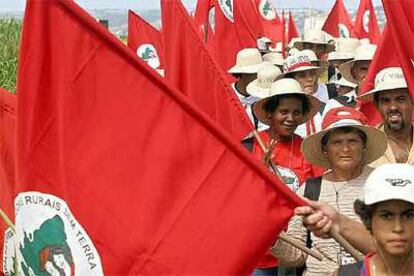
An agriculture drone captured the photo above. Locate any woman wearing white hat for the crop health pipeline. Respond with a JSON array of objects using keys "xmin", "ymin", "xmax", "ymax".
[
  {"xmin": 271, "ymin": 107, "xmax": 388, "ymax": 275},
  {"xmin": 334, "ymin": 164, "xmax": 414, "ymax": 275},
  {"xmin": 245, "ymin": 73, "xmax": 322, "ymax": 275}
]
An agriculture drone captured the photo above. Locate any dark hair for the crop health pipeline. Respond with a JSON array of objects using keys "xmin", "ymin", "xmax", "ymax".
[
  {"xmin": 373, "ymin": 92, "xmax": 380, "ymax": 106},
  {"xmin": 263, "ymin": 94, "xmax": 311, "ymax": 115},
  {"xmin": 321, "ymin": 127, "xmax": 367, "ymax": 151},
  {"xmin": 354, "ymin": 199, "xmax": 377, "ymax": 232}
]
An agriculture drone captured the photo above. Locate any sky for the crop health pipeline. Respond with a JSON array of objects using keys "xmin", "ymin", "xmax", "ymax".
[{"xmin": 0, "ymin": 0, "xmax": 383, "ymax": 12}]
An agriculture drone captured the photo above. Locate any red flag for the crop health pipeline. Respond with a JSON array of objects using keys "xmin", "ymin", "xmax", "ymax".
[
  {"xmin": 0, "ymin": 87, "xmax": 16, "ymax": 272},
  {"xmin": 193, "ymin": 0, "xmax": 215, "ymax": 51},
  {"xmin": 322, "ymin": 0, "xmax": 354, "ymax": 38},
  {"xmin": 288, "ymin": 11, "xmax": 300, "ymax": 44},
  {"xmin": 162, "ymin": 0, "xmax": 252, "ymax": 140},
  {"xmin": 359, "ymin": 26, "xmax": 397, "ymax": 125},
  {"xmin": 383, "ymin": 0, "xmax": 414, "ymax": 94},
  {"xmin": 254, "ymin": 0, "xmax": 284, "ymax": 44},
  {"xmin": 352, "ymin": 0, "xmax": 381, "ymax": 44},
  {"xmin": 127, "ymin": 10, "xmax": 164, "ymax": 69},
  {"xmin": 214, "ymin": 0, "xmax": 262, "ymax": 72},
  {"xmin": 15, "ymin": 0, "xmax": 303, "ymax": 275}
]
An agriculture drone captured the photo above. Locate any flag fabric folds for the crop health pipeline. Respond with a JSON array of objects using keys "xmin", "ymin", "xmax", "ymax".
[
  {"xmin": 15, "ymin": 0, "xmax": 304, "ymax": 275},
  {"xmin": 127, "ymin": 10, "xmax": 164, "ymax": 70},
  {"xmin": 162, "ymin": 0, "xmax": 253, "ymax": 141},
  {"xmin": 254, "ymin": 0, "xmax": 284, "ymax": 44},
  {"xmin": 193, "ymin": 0, "xmax": 215, "ymax": 50},
  {"xmin": 352, "ymin": 0, "xmax": 381, "ymax": 44},
  {"xmin": 322, "ymin": 0, "xmax": 354, "ymax": 38}
]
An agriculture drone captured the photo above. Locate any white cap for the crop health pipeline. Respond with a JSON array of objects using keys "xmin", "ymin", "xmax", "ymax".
[{"xmin": 363, "ymin": 164, "xmax": 414, "ymax": 205}]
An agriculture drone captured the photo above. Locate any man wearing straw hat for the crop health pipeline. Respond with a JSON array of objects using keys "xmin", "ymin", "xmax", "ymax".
[
  {"xmin": 271, "ymin": 107, "xmax": 388, "ymax": 275},
  {"xmin": 327, "ymin": 38, "xmax": 360, "ymax": 83},
  {"xmin": 359, "ymin": 67, "xmax": 414, "ymax": 166},
  {"xmin": 228, "ymin": 48, "xmax": 268, "ymax": 131}
]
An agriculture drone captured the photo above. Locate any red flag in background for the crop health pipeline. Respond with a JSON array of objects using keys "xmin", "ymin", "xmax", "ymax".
[
  {"xmin": 193, "ymin": 0, "xmax": 215, "ymax": 51},
  {"xmin": 162, "ymin": 0, "xmax": 252, "ymax": 140},
  {"xmin": 322, "ymin": 0, "xmax": 354, "ymax": 38},
  {"xmin": 127, "ymin": 10, "xmax": 164, "ymax": 70},
  {"xmin": 359, "ymin": 26, "xmax": 397, "ymax": 125},
  {"xmin": 383, "ymin": 0, "xmax": 414, "ymax": 94},
  {"xmin": 352, "ymin": 0, "xmax": 381, "ymax": 44},
  {"xmin": 254, "ymin": 0, "xmax": 283, "ymax": 44},
  {"xmin": 16, "ymin": 0, "xmax": 303, "ymax": 275},
  {"xmin": 0, "ymin": 87, "xmax": 16, "ymax": 272},
  {"xmin": 214, "ymin": 0, "xmax": 262, "ymax": 73},
  {"xmin": 288, "ymin": 11, "xmax": 299, "ymax": 44}
]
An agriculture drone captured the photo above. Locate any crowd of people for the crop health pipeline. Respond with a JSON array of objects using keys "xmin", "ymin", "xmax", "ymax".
[{"xmin": 231, "ymin": 29, "xmax": 413, "ymax": 275}]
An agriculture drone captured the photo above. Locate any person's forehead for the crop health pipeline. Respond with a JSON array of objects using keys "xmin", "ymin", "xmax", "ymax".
[
  {"xmin": 378, "ymin": 88, "xmax": 410, "ymax": 99},
  {"xmin": 353, "ymin": 60, "xmax": 371, "ymax": 69},
  {"xmin": 327, "ymin": 128, "xmax": 361, "ymax": 139},
  {"xmin": 375, "ymin": 200, "xmax": 414, "ymax": 211}
]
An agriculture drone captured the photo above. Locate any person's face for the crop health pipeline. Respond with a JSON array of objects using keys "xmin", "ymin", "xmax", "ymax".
[
  {"xmin": 269, "ymin": 97, "xmax": 304, "ymax": 138},
  {"xmin": 303, "ymin": 42, "xmax": 327, "ymax": 58},
  {"xmin": 337, "ymin": 85, "xmax": 354, "ymax": 96},
  {"xmin": 371, "ymin": 200, "xmax": 414, "ymax": 257},
  {"xmin": 293, "ymin": 70, "xmax": 318, "ymax": 94},
  {"xmin": 324, "ymin": 130, "xmax": 364, "ymax": 171},
  {"xmin": 351, "ymin": 60, "xmax": 371, "ymax": 85},
  {"xmin": 376, "ymin": 89, "xmax": 413, "ymax": 132}
]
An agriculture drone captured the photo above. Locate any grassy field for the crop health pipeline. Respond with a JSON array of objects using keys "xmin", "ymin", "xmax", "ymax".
[{"xmin": 0, "ymin": 19, "xmax": 21, "ymax": 93}]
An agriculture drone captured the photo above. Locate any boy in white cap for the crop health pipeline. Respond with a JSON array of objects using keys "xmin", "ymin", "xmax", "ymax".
[{"xmin": 359, "ymin": 67, "xmax": 414, "ymax": 165}]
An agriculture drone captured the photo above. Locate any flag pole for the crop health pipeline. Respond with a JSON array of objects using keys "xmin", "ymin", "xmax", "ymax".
[
  {"xmin": 252, "ymin": 130, "xmax": 364, "ymax": 262},
  {"xmin": 0, "ymin": 208, "xmax": 15, "ymax": 233}
]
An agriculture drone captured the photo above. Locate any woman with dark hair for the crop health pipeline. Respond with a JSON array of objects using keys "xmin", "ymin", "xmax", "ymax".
[
  {"xmin": 245, "ymin": 71, "xmax": 322, "ymax": 275},
  {"xmin": 334, "ymin": 163, "xmax": 414, "ymax": 275}
]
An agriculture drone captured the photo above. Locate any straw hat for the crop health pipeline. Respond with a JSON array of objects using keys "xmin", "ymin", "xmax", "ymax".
[
  {"xmin": 327, "ymin": 51, "xmax": 354, "ymax": 62},
  {"xmin": 332, "ymin": 77, "xmax": 357, "ymax": 89},
  {"xmin": 301, "ymin": 107, "xmax": 388, "ymax": 168},
  {"xmin": 359, "ymin": 67, "xmax": 408, "ymax": 101},
  {"xmin": 300, "ymin": 49, "xmax": 329, "ymax": 69},
  {"xmin": 262, "ymin": 52, "xmax": 284, "ymax": 67},
  {"xmin": 246, "ymin": 65, "xmax": 282, "ymax": 97},
  {"xmin": 363, "ymin": 164, "xmax": 414, "ymax": 205},
  {"xmin": 257, "ymin": 37, "xmax": 272, "ymax": 53},
  {"xmin": 288, "ymin": 47, "xmax": 300, "ymax": 56},
  {"xmin": 252, "ymin": 78, "xmax": 321, "ymax": 125},
  {"xmin": 294, "ymin": 29, "xmax": 335, "ymax": 53},
  {"xmin": 228, "ymin": 48, "xmax": 264, "ymax": 74},
  {"xmin": 335, "ymin": 38, "xmax": 360, "ymax": 53},
  {"xmin": 277, "ymin": 53, "xmax": 324, "ymax": 80},
  {"xmin": 339, "ymin": 44, "xmax": 377, "ymax": 83}
]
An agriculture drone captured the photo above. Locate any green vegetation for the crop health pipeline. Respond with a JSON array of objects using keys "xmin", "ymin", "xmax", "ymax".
[{"xmin": 0, "ymin": 19, "xmax": 21, "ymax": 93}]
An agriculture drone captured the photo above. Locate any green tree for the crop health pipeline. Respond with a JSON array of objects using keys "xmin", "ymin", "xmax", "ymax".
[{"xmin": 0, "ymin": 19, "xmax": 21, "ymax": 93}]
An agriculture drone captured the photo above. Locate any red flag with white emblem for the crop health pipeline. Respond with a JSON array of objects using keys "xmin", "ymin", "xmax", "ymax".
[
  {"xmin": 322, "ymin": 0, "xmax": 354, "ymax": 38},
  {"xmin": 352, "ymin": 0, "xmax": 381, "ymax": 44}
]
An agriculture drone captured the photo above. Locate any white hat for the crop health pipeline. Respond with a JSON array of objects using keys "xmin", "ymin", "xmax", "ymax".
[
  {"xmin": 269, "ymin": 42, "xmax": 284, "ymax": 53},
  {"xmin": 332, "ymin": 77, "xmax": 357, "ymax": 89},
  {"xmin": 359, "ymin": 67, "xmax": 408, "ymax": 101},
  {"xmin": 246, "ymin": 65, "xmax": 282, "ymax": 97},
  {"xmin": 228, "ymin": 48, "xmax": 264, "ymax": 74},
  {"xmin": 252, "ymin": 78, "xmax": 321, "ymax": 125},
  {"xmin": 257, "ymin": 37, "xmax": 272, "ymax": 53},
  {"xmin": 335, "ymin": 38, "xmax": 360, "ymax": 53},
  {"xmin": 301, "ymin": 107, "xmax": 388, "ymax": 168},
  {"xmin": 300, "ymin": 49, "xmax": 329, "ymax": 69},
  {"xmin": 288, "ymin": 47, "xmax": 300, "ymax": 56},
  {"xmin": 262, "ymin": 52, "xmax": 284, "ymax": 67},
  {"xmin": 363, "ymin": 164, "xmax": 414, "ymax": 205},
  {"xmin": 277, "ymin": 53, "xmax": 323, "ymax": 80},
  {"xmin": 294, "ymin": 29, "xmax": 335, "ymax": 53},
  {"xmin": 328, "ymin": 51, "xmax": 354, "ymax": 61},
  {"xmin": 339, "ymin": 44, "xmax": 377, "ymax": 83}
]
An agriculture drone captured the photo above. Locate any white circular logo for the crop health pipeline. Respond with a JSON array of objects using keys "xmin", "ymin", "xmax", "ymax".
[
  {"xmin": 137, "ymin": 44, "xmax": 160, "ymax": 69},
  {"xmin": 338, "ymin": 24, "xmax": 350, "ymax": 38},
  {"xmin": 276, "ymin": 166, "xmax": 300, "ymax": 191},
  {"xmin": 363, "ymin": 10, "xmax": 370, "ymax": 33},
  {"xmin": 259, "ymin": 0, "xmax": 276, "ymax": 21},
  {"xmin": 218, "ymin": 0, "xmax": 234, "ymax": 23},
  {"xmin": 4, "ymin": 192, "xmax": 104, "ymax": 276}
]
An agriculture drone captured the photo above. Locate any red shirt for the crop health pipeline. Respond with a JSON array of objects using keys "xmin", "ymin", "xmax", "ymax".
[{"xmin": 251, "ymin": 131, "xmax": 324, "ymax": 268}]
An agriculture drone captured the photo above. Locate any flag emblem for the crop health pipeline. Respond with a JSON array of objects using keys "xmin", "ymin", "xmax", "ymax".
[
  {"xmin": 137, "ymin": 44, "xmax": 160, "ymax": 69},
  {"xmin": 338, "ymin": 23, "xmax": 350, "ymax": 38},
  {"xmin": 259, "ymin": 0, "xmax": 276, "ymax": 21},
  {"xmin": 276, "ymin": 166, "xmax": 300, "ymax": 192},
  {"xmin": 218, "ymin": 0, "xmax": 234, "ymax": 23},
  {"xmin": 363, "ymin": 10, "xmax": 370, "ymax": 33},
  {"xmin": 4, "ymin": 192, "xmax": 104, "ymax": 276}
]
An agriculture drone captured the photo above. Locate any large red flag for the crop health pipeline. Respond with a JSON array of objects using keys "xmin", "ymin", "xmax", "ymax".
[
  {"xmin": 383, "ymin": 0, "xmax": 414, "ymax": 94},
  {"xmin": 0, "ymin": 87, "xmax": 16, "ymax": 272},
  {"xmin": 214, "ymin": 0, "xmax": 262, "ymax": 72},
  {"xmin": 127, "ymin": 10, "xmax": 164, "ymax": 70},
  {"xmin": 193, "ymin": 0, "xmax": 215, "ymax": 50},
  {"xmin": 322, "ymin": 0, "xmax": 354, "ymax": 38},
  {"xmin": 162, "ymin": 0, "xmax": 252, "ymax": 141},
  {"xmin": 254, "ymin": 0, "xmax": 284, "ymax": 44},
  {"xmin": 288, "ymin": 11, "xmax": 300, "ymax": 44},
  {"xmin": 352, "ymin": 0, "xmax": 381, "ymax": 44},
  {"xmin": 13, "ymin": 0, "xmax": 303, "ymax": 275}
]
